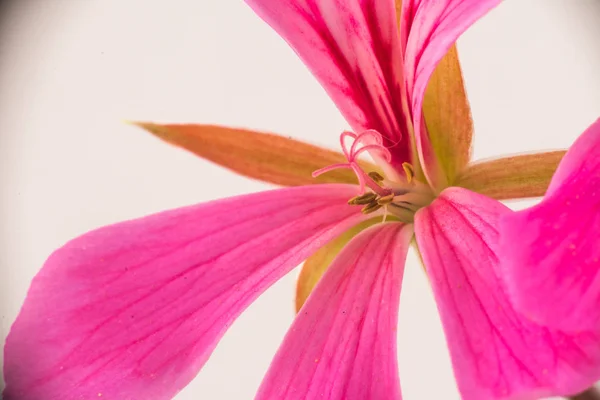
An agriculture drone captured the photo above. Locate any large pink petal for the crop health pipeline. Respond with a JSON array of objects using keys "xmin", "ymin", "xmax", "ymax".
[
  {"xmin": 415, "ymin": 187, "xmax": 600, "ymax": 399},
  {"xmin": 3, "ymin": 184, "xmax": 368, "ymax": 400},
  {"xmin": 499, "ymin": 118, "xmax": 600, "ymax": 332},
  {"xmin": 244, "ymin": 0, "xmax": 412, "ymax": 173},
  {"xmin": 256, "ymin": 223, "xmax": 412, "ymax": 400},
  {"xmin": 401, "ymin": 0, "xmax": 500, "ymax": 186}
]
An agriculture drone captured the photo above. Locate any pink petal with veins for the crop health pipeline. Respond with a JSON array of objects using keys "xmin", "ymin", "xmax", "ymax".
[
  {"xmin": 415, "ymin": 187, "xmax": 600, "ymax": 399},
  {"xmin": 401, "ymin": 0, "xmax": 500, "ymax": 186},
  {"xmin": 256, "ymin": 223, "xmax": 412, "ymax": 400},
  {"xmin": 244, "ymin": 0, "xmax": 412, "ymax": 173},
  {"xmin": 3, "ymin": 184, "xmax": 367, "ymax": 400},
  {"xmin": 499, "ymin": 118, "xmax": 600, "ymax": 332}
]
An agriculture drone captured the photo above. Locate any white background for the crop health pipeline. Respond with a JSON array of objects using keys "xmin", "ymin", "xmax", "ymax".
[{"xmin": 1, "ymin": 0, "xmax": 599, "ymax": 398}]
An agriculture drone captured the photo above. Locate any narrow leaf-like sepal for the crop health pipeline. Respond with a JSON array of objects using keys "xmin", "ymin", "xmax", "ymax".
[
  {"xmin": 456, "ymin": 151, "xmax": 566, "ymax": 200},
  {"xmin": 295, "ymin": 218, "xmax": 380, "ymax": 312},
  {"xmin": 401, "ymin": 0, "xmax": 501, "ymax": 189},
  {"xmin": 133, "ymin": 123, "xmax": 378, "ymax": 186},
  {"xmin": 422, "ymin": 45, "xmax": 473, "ymax": 185}
]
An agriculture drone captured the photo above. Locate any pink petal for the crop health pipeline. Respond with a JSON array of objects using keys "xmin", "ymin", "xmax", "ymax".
[
  {"xmin": 3, "ymin": 184, "xmax": 368, "ymax": 400},
  {"xmin": 498, "ymin": 118, "xmax": 600, "ymax": 332},
  {"xmin": 401, "ymin": 0, "xmax": 500, "ymax": 186},
  {"xmin": 414, "ymin": 187, "xmax": 600, "ymax": 399},
  {"xmin": 244, "ymin": 0, "xmax": 412, "ymax": 173},
  {"xmin": 256, "ymin": 223, "xmax": 412, "ymax": 400}
]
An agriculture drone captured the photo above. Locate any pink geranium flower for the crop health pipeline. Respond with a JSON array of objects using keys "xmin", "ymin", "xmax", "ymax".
[
  {"xmin": 4, "ymin": 1, "xmax": 598, "ymax": 399},
  {"xmin": 499, "ymin": 118, "xmax": 600, "ymax": 334}
]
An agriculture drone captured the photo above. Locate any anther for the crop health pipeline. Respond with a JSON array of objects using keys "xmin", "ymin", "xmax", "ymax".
[
  {"xmin": 348, "ymin": 192, "xmax": 377, "ymax": 205},
  {"xmin": 367, "ymin": 171, "xmax": 384, "ymax": 183},
  {"xmin": 402, "ymin": 162, "xmax": 415, "ymax": 183},
  {"xmin": 377, "ymin": 194, "xmax": 395, "ymax": 205},
  {"xmin": 361, "ymin": 202, "xmax": 382, "ymax": 214}
]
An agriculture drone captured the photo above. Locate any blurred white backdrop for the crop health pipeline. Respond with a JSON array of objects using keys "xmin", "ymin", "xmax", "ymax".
[{"xmin": 0, "ymin": 0, "xmax": 599, "ymax": 398}]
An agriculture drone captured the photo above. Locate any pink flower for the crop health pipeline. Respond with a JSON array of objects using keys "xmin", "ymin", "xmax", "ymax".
[
  {"xmin": 498, "ymin": 118, "xmax": 600, "ymax": 334},
  {"xmin": 5, "ymin": 1, "xmax": 597, "ymax": 399}
]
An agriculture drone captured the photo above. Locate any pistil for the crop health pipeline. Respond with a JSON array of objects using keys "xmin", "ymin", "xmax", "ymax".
[
  {"xmin": 312, "ymin": 130, "xmax": 393, "ymax": 196},
  {"xmin": 314, "ymin": 129, "xmax": 434, "ymax": 223}
]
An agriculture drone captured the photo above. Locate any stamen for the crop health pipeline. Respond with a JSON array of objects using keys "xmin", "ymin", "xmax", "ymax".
[
  {"xmin": 368, "ymin": 171, "xmax": 384, "ymax": 183},
  {"xmin": 348, "ymin": 192, "xmax": 377, "ymax": 205},
  {"xmin": 361, "ymin": 202, "xmax": 382, "ymax": 214},
  {"xmin": 402, "ymin": 162, "xmax": 415, "ymax": 183},
  {"xmin": 381, "ymin": 206, "xmax": 389, "ymax": 223},
  {"xmin": 313, "ymin": 129, "xmax": 435, "ymax": 224},
  {"xmin": 377, "ymin": 194, "xmax": 395, "ymax": 205}
]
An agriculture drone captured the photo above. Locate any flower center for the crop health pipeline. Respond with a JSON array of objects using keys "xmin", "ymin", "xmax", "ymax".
[{"xmin": 313, "ymin": 130, "xmax": 434, "ymax": 223}]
